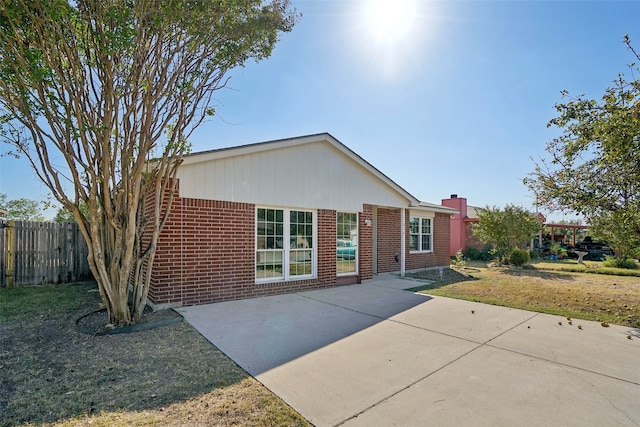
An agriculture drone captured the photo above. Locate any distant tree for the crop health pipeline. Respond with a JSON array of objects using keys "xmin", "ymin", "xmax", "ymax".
[
  {"xmin": 473, "ymin": 205, "xmax": 541, "ymax": 262},
  {"xmin": 0, "ymin": 193, "xmax": 45, "ymax": 221},
  {"xmin": 0, "ymin": 0, "xmax": 297, "ymax": 326},
  {"xmin": 589, "ymin": 211, "xmax": 640, "ymax": 260},
  {"xmin": 525, "ymin": 36, "xmax": 640, "ymax": 260},
  {"xmin": 54, "ymin": 201, "xmax": 88, "ymax": 223}
]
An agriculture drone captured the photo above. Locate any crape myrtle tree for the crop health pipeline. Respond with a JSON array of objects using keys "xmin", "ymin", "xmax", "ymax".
[
  {"xmin": 0, "ymin": 0, "xmax": 297, "ymax": 326},
  {"xmin": 472, "ymin": 204, "xmax": 541, "ymax": 262},
  {"xmin": 525, "ymin": 36, "xmax": 640, "ymax": 260},
  {"xmin": 54, "ymin": 201, "xmax": 89, "ymax": 223}
]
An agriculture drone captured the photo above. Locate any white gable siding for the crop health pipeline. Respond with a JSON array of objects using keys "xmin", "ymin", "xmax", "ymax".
[{"xmin": 177, "ymin": 141, "xmax": 409, "ymax": 211}]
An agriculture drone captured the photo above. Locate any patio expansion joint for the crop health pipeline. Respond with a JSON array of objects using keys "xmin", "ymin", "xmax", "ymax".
[
  {"xmin": 298, "ymin": 290, "xmax": 534, "ymax": 347},
  {"xmin": 334, "ymin": 343, "xmax": 487, "ymax": 426},
  {"xmin": 333, "ymin": 311, "xmax": 543, "ymax": 426},
  {"xmin": 479, "ymin": 311, "xmax": 640, "ymax": 387},
  {"xmin": 484, "ymin": 340, "xmax": 640, "ymax": 388},
  {"xmin": 297, "ymin": 292, "xmax": 640, "ymax": 426},
  {"xmin": 296, "ymin": 292, "xmax": 475, "ymax": 344}
]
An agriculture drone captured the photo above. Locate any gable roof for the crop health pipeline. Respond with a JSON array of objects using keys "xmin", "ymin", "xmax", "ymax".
[{"xmin": 182, "ymin": 132, "xmax": 458, "ymax": 214}]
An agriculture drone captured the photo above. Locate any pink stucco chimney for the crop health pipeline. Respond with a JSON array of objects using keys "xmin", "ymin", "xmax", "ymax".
[{"xmin": 442, "ymin": 194, "xmax": 468, "ymax": 256}]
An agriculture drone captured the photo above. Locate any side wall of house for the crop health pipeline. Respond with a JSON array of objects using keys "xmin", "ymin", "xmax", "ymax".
[
  {"xmin": 376, "ymin": 208, "xmax": 402, "ymax": 274},
  {"xmin": 377, "ymin": 208, "xmax": 451, "ymax": 273},
  {"xmin": 375, "ymin": 209, "xmax": 451, "ymax": 274},
  {"xmin": 148, "ymin": 196, "xmax": 257, "ymax": 306},
  {"xmin": 405, "ymin": 211, "xmax": 451, "ymax": 270},
  {"xmin": 149, "ymin": 186, "xmax": 373, "ymax": 306},
  {"xmin": 465, "ymin": 221, "xmax": 483, "ymax": 250}
]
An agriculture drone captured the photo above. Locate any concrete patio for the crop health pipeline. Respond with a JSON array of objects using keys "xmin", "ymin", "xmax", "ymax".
[{"xmin": 177, "ymin": 274, "xmax": 640, "ymax": 426}]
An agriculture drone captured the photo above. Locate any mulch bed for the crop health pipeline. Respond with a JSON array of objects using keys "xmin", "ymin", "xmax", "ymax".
[
  {"xmin": 407, "ymin": 267, "xmax": 477, "ymax": 286},
  {"xmin": 76, "ymin": 306, "xmax": 182, "ymax": 336}
]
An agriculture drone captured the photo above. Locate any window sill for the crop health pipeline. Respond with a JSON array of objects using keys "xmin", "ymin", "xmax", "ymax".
[
  {"xmin": 409, "ymin": 250, "xmax": 433, "ymax": 254},
  {"xmin": 256, "ymin": 275, "xmax": 316, "ymax": 285}
]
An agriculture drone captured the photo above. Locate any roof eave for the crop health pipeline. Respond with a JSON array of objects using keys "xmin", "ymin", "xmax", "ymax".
[{"xmin": 417, "ymin": 202, "xmax": 460, "ymax": 215}]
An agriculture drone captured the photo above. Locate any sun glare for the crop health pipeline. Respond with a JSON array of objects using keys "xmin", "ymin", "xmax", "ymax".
[
  {"xmin": 364, "ymin": 0, "xmax": 417, "ymax": 45},
  {"xmin": 354, "ymin": 0, "xmax": 430, "ymax": 78}
]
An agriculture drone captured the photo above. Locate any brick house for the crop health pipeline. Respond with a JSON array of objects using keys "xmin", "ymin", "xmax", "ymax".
[{"xmin": 148, "ymin": 133, "xmax": 457, "ymax": 308}]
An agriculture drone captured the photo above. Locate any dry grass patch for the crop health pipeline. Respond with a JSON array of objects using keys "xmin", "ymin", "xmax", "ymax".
[
  {"xmin": 53, "ymin": 378, "xmax": 304, "ymax": 427},
  {"xmin": 0, "ymin": 282, "xmax": 309, "ymax": 427},
  {"xmin": 408, "ymin": 263, "xmax": 640, "ymax": 328}
]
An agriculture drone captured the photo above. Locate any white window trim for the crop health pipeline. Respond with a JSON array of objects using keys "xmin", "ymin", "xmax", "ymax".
[
  {"xmin": 409, "ymin": 213, "xmax": 434, "ymax": 254},
  {"xmin": 255, "ymin": 206, "xmax": 317, "ymax": 284},
  {"xmin": 336, "ymin": 211, "xmax": 359, "ymax": 277}
]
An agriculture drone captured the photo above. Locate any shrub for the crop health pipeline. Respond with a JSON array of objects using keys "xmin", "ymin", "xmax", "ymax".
[
  {"xmin": 464, "ymin": 245, "xmax": 494, "ymax": 261},
  {"xmin": 451, "ymin": 249, "xmax": 466, "ymax": 268},
  {"xmin": 464, "ymin": 247, "xmax": 480, "ymax": 260},
  {"xmin": 550, "ymin": 243, "xmax": 568, "ymax": 258},
  {"xmin": 529, "ymin": 250, "xmax": 541, "ymax": 261},
  {"xmin": 602, "ymin": 256, "xmax": 638, "ymax": 270},
  {"xmin": 509, "ymin": 248, "xmax": 530, "ymax": 266}
]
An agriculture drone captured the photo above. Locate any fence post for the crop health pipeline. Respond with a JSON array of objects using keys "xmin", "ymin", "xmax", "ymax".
[{"xmin": 4, "ymin": 220, "xmax": 15, "ymax": 287}]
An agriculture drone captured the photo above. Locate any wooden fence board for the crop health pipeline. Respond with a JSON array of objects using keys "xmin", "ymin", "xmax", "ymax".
[
  {"xmin": 1, "ymin": 220, "xmax": 91, "ymax": 286},
  {"xmin": 0, "ymin": 220, "xmax": 4, "ymax": 286}
]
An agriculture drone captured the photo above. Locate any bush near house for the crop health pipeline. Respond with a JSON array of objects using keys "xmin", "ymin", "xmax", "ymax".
[
  {"xmin": 602, "ymin": 256, "xmax": 639, "ymax": 270},
  {"xmin": 509, "ymin": 248, "xmax": 530, "ymax": 266},
  {"xmin": 549, "ymin": 242, "xmax": 568, "ymax": 260},
  {"xmin": 464, "ymin": 245, "xmax": 494, "ymax": 261}
]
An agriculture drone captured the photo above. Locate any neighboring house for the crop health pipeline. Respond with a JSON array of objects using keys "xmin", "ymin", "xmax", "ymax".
[
  {"xmin": 148, "ymin": 133, "xmax": 457, "ymax": 308},
  {"xmin": 441, "ymin": 194, "xmax": 482, "ymax": 256}
]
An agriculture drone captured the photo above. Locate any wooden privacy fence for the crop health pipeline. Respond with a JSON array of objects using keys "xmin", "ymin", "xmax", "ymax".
[{"xmin": 1, "ymin": 220, "xmax": 92, "ymax": 286}]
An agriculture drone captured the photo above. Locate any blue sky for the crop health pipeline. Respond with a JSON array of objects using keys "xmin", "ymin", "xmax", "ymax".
[{"xmin": 1, "ymin": 0, "xmax": 639, "ymax": 220}]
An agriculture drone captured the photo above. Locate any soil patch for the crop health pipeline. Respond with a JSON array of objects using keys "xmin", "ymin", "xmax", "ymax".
[
  {"xmin": 406, "ymin": 267, "xmax": 477, "ymax": 287},
  {"xmin": 76, "ymin": 306, "xmax": 182, "ymax": 335}
]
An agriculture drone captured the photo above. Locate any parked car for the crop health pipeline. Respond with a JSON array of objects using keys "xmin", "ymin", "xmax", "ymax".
[
  {"xmin": 574, "ymin": 237, "xmax": 615, "ymax": 261},
  {"xmin": 337, "ymin": 239, "xmax": 356, "ymax": 260}
]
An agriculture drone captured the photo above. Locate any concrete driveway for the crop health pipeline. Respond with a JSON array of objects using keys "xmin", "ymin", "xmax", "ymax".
[{"xmin": 177, "ymin": 275, "xmax": 640, "ymax": 426}]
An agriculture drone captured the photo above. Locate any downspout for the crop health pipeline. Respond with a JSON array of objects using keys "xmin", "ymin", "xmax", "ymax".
[{"xmin": 400, "ymin": 208, "xmax": 406, "ymax": 277}]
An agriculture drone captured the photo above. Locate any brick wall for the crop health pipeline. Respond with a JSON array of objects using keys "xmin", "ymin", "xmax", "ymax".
[
  {"xmin": 465, "ymin": 221, "xmax": 483, "ymax": 250},
  {"xmin": 376, "ymin": 208, "xmax": 402, "ymax": 273},
  {"xmin": 149, "ymin": 196, "xmax": 257, "ymax": 306},
  {"xmin": 434, "ymin": 212, "xmax": 452, "ymax": 265},
  {"xmin": 148, "ymin": 187, "xmax": 379, "ymax": 306},
  {"xmin": 147, "ymin": 183, "xmax": 450, "ymax": 306},
  {"xmin": 374, "ymin": 209, "xmax": 451, "ymax": 274},
  {"xmin": 359, "ymin": 204, "xmax": 374, "ymax": 280},
  {"xmin": 405, "ymin": 212, "xmax": 451, "ymax": 270},
  {"xmin": 317, "ymin": 209, "xmax": 337, "ymax": 284}
]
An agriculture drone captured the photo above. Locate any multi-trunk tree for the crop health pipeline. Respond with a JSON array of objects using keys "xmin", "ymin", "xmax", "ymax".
[
  {"xmin": 525, "ymin": 37, "xmax": 640, "ymax": 260},
  {"xmin": 0, "ymin": 0, "xmax": 297, "ymax": 326}
]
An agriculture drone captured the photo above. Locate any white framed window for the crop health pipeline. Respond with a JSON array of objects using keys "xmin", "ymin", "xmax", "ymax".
[
  {"xmin": 256, "ymin": 207, "xmax": 316, "ymax": 282},
  {"xmin": 409, "ymin": 215, "xmax": 433, "ymax": 253},
  {"xmin": 336, "ymin": 212, "xmax": 358, "ymax": 275}
]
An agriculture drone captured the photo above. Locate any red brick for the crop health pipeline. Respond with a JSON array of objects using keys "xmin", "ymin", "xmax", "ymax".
[{"xmin": 147, "ymin": 180, "xmax": 449, "ymax": 307}]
